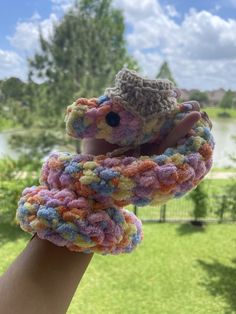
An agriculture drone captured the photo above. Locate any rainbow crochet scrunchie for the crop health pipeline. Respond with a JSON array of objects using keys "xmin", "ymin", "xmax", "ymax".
[{"xmin": 16, "ymin": 69, "xmax": 214, "ymax": 255}]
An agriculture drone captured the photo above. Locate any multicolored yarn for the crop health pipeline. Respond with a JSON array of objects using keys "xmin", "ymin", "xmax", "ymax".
[
  {"xmin": 17, "ymin": 187, "xmax": 142, "ymax": 254},
  {"xmin": 16, "ymin": 69, "xmax": 214, "ymax": 255}
]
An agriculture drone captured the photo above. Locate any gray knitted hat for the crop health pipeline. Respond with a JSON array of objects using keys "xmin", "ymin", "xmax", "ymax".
[{"xmin": 105, "ymin": 68, "xmax": 180, "ymax": 121}]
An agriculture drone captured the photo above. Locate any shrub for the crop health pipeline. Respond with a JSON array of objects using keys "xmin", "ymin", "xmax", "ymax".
[
  {"xmin": 0, "ymin": 155, "xmax": 40, "ymax": 224},
  {"xmin": 189, "ymin": 183, "xmax": 208, "ymax": 221},
  {"xmin": 215, "ymin": 181, "xmax": 236, "ymax": 221},
  {"xmin": 217, "ymin": 112, "xmax": 231, "ymax": 118}
]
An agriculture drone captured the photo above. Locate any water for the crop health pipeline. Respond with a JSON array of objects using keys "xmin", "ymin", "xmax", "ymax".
[
  {"xmin": 0, "ymin": 118, "xmax": 236, "ymax": 167},
  {"xmin": 211, "ymin": 118, "xmax": 236, "ymax": 167},
  {"xmin": 0, "ymin": 131, "xmax": 18, "ymax": 158}
]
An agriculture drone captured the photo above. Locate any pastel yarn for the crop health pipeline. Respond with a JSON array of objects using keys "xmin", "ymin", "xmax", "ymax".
[
  {"xmin": 16, "ymin": 69, "xmax": 214, "ymax": 255},
  {"xmin": 17, "ymin": 187, "xmax": 142, "ymax": 254}
]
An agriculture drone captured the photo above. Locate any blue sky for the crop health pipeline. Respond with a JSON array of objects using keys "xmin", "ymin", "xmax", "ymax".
[
  {"xmin": 0, "ymin": 1, "xmax": 51, "ymax": 49},
  {"xmin": 1, "ymin": 0, "xmax": 236, "ymax": 90}
]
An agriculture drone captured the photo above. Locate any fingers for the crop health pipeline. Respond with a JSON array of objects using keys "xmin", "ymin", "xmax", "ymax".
[
  {"xmin": 82, "ymin": 110, "xmax": 204, "ymax": 157},
  {"xmin": 82, "ymin": 139, "xmax": 119, "ymax": 155},
  {"xmin": 156, "ymin": 111, "xmax": 201, "ymax": 154},
  {"xmin": 181, "ymin": 101, "xmax": 200, "ymax": 112},
  {"xmin": 201, "ymin": 111, "xmax": 212, "ymax": 129}
]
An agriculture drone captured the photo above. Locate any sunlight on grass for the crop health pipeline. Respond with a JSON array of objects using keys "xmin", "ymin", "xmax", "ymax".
[
  {"xmin": 0, "ymin": 224, "xmax": 235, "ymax": 314},
  {"xmin": 68, "ymin": 224, "xmax": 236, "ymax": 314},
  {"xmin": 204, "ymin": 107, "xmax": 236, "ymax": 119}
]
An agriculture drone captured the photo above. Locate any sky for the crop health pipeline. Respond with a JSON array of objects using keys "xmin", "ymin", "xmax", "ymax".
[{"xmin": 1, "ymin": 0, "xmax": 236, "ymax": 90}]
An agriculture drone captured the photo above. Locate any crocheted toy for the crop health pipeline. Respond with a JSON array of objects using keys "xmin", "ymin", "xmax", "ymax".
[{"xmin": 16, "ymin": 69, "xmax": 214, "ymax": 255}]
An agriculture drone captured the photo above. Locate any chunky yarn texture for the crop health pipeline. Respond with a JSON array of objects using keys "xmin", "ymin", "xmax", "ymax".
[{"xmin": 16, "ymin": 69, "xmax": 214, "ymax": 255}]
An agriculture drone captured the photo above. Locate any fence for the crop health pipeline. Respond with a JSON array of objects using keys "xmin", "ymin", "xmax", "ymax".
[{"xmin": 132, "ymin": 195, "xmax": 236, "ymax": 223}]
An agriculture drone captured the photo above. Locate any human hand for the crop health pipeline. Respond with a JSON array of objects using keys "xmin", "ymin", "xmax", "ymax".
[{"xmin": 82, "ymin": 103, "xmax": 206, "ymax": 156}]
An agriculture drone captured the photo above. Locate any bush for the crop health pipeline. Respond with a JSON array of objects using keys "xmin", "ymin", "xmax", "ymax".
[
  {"xmin": 215, "ymin": 181, "xmax": 236, "ymax": 221},
  {"xmin": 0, "ymin": 155, "xmax": 40, "ymax": 224},
  {"xmin": 189, "ymin": 90, "xmax": 209, "ymax": 106},
  {"xmin": 217, "ymin": 112, "xmax": 231, "ymax": 118},
  {"xmin": 0, "ymin": 178, "xmax": 38, "ymax": 225},
  {"xmin": 189, "ymin": 183, "xmax": 208, "ymax": 221}
]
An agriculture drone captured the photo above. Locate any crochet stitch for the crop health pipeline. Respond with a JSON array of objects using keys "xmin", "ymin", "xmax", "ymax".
[{"xmin": 16, "ymin": 69, "xmax": 214, "ymax": 255}]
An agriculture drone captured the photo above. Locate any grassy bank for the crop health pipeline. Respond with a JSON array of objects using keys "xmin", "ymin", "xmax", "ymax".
[
  {"xmin": 0, "ymin": 223, "xmax": 235, "ymax": 314},
  {"xmin": 204, "ymin": 107, "xmax": 236, "ymax": 119},
  {"xmin": 211, "ymin": 167, "xmax": 236, "ymax": 173}
]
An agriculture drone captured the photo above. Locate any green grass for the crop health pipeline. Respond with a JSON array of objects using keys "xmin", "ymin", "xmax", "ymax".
[
  {"xmin": 211, "ymin": 167, "xmax": 236, "ymax": 173},
  {"xmin": 0, "ymin": 223, "xmax": 236, "ymax": 314},
  {"xmin": 204, "ymin": 107, "xmax": 236, "ymax": 119}
]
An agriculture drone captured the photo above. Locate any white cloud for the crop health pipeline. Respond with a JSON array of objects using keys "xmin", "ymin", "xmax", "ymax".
[
  {"xmin": 0, "ymin": 49, "xmax": 26, "ymax": 79},
  {"xmin": 51, "ymin": 0, "xmax": 74, "ymax": 13},
  {"xmin": 2, "ymin": 0, "xmax": 236, "ymax": 89},
  {"xmin": 119, "ymin": 3, "xmax": 236, "ymax": 61},
  {"xmin": 8, "ymin": 13, "xmax": 58, "ymax": 52},
  {"xmin": 132, "ymin": 49, "xmax": 163, "ymax": 78},
  {"xmin": 169, "ymin": 58, "xmax": 236, "ymax": 90},
  {"xmin": 177, "ymin": 10, "xmax": 236, "ymax": 60},
  {"xmin": 114, "ymin": 0, "xmax": 161, "ymax": 22},
  {"xmin": 165, "ymin": 5, "xmax": 180, "ymax": 18},
  {"xmin": 114, "ymin": 0, "xmax": 236, "ymax": 90}
]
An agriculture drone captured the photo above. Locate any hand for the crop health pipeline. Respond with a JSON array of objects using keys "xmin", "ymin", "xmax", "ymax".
[{"xmin": 82, "ymin": 110, "xmax": 202, "ymax": 156}]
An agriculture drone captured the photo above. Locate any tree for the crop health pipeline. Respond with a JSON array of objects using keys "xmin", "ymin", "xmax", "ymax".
[
  {"xmin": 189, "ymin": 90, "xmax": 209, "ymax": 107},
  {"xmin": 189, "ymin": 183, "xmax": 208, "ymax": 223},
  {"xmin": 156, "ymin": 61, "xmax": 177, "ymax": 85},
  {"xmin": 29, "ymin": 0, "xmax": 138, "ymax": 112},
  {"xmin": 220, "ymin": 90, "xmax": 235, "ymax": 111},
  {"xmin": 215, "ymin": 181, "xmax": 236, "ymax": 221},
  {"xmin": 11, "ymin": 0, "xmax": 138, "ymax": 156},
  {"xmin": 1, "ymin": 77, "xmax": 25, "ymax": 100}
]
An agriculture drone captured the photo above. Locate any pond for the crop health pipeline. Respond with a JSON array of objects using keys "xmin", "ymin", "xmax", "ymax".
[{"xmin": 0, "ymin": 118, "xmax": 236, "ymax": 167}]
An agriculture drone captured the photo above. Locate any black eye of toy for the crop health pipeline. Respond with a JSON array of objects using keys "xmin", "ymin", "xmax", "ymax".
[{"xmin": 105, "ymin": 111, "xmax": 121, "ymax": 127}]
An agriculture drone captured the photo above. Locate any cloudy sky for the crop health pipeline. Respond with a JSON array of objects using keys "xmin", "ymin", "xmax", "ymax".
[{"xmin": 1, "ymin": 0, "xmax": 236, "ymax": 90}]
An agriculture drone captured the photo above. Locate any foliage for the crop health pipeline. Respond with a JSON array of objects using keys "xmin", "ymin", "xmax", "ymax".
[
  {"xmin": 1, "ymin": 77, "xmax": 25, "ymax": 101},
  {"xmin": 156, "ymin": 61, "xmax": 177, "ymax": 85},
  {"xmin": 219, "ymin": 89, "xmax": 235, "ymax": 111},
  {"xmin": 0, "ymin": 155, "xmax": 41, "ymax": 175},
  {"xmin": 0, "ymin": 156, "xmax": 41, "ymax": 224},
  {"xmin": 29, "ymin": 0, "xmax": 138, "ymax": 110},
  {"xmin": 4, "ymin": 0, "xmax": 138, "ymax": 155},
  {"xmin": 9, "ymin": 129, "xmax": 69, "ymax": 157},
  {"xmin": 189, "ymin": 90, "xmax": 209, "ymax": 106},
  {"xmin": 215, "ymin": 180, "xmax": 236, "ymax": 221},
  {"xmin": 0, "ymin": 117, "xmax": 15, "ymax": 131},
  {"xmin": 189, "ymin": 183, "xmax": 208, "ymax": 221},
  {"xmin": 204, "ymin": 106, "xmax": 236, "ymax": 119},
  {"xmin": 0, "ymin": 178, "xmax": 38, "ymax": 224}
]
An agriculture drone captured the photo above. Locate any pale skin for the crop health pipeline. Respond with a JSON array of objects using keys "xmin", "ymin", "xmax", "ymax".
[{"xmin": 0, "ymin": 111, "xmax": 203, "ymax": 314}]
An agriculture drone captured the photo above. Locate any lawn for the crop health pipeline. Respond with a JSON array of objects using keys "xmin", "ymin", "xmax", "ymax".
[
  {"xmin": 204, "ymin": 107, "xmax": 236, "ymax": 119},
  {"xmin": 211, "ymin": 167, "xmax": 236, "ymax": 173},
  {"xmin": 0, "ymin": 222, "xmax": 235, "ymax": 314}
]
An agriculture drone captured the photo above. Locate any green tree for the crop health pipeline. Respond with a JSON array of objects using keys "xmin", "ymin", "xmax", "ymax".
[
  {"xmin": 11, "ymin": 0, "xmax": 137, "ymax": 156},
  {"xmin": 189, "ymin": 183, "xmax": 208, "ymax": 222},
  {"xmin": 220, "ymin": 90, "xmax": 235, "ymax": 110},
  {"xmin": 189, "ymin": 90, "xmax": 209, "ymax": 107},
  {"xmin": 29, "ymin": 0, "xmax": 138, "ymax": 111},
  {"xmin": 1, "ymin": 77, "xmax": 25, "ymax": 100},
  {"xmin": 215, "ymin": 181, "xmax": 236, "ymax": 221},
  {"xmin": 156, "ymin": 61, "xmax": 177, "ymax": 85}
]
